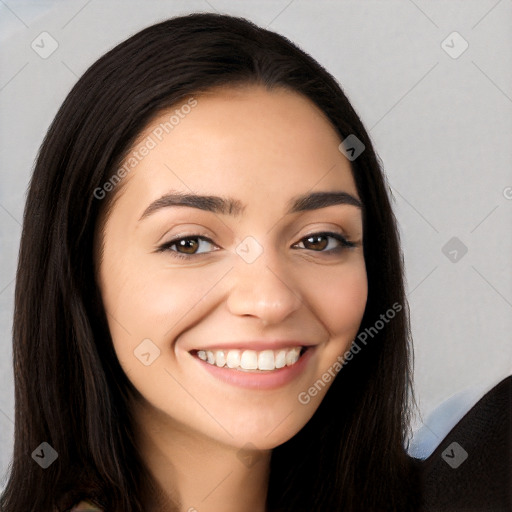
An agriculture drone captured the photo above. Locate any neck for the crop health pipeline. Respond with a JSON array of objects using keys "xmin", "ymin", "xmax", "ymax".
[{"xmin": 132, "ymin": 400, "xmax": 271, "ymax": 512}]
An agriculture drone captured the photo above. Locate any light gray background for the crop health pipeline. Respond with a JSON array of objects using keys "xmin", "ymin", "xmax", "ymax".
[{"xmin": 1, "ymin": 0, "xmax": 511, "ymax": 486}]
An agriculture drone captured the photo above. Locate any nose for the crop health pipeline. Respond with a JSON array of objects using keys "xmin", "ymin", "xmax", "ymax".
[{"xmin": 226, "ymin": 253, "xmax": 303, "ymax": 326}]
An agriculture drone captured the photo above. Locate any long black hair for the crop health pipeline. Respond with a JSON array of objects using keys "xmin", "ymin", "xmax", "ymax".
[{"xmin": 1, "ymin": 12, "xmax": 418, "ymax": 511}]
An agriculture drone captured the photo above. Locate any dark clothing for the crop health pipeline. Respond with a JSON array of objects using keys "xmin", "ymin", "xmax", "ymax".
[{"xmin": 416, "ymin": 375, "xmax": 512, "ymax": 511}]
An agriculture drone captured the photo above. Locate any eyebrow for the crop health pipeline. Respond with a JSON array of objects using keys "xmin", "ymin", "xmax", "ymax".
[{"xmin": 138, "ymin": 190, "xmax": 363, "ymax": 221}]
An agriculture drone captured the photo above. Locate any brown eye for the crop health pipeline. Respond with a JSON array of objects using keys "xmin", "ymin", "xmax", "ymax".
[
  {"xmin": 157, "ymin": 235, "xmax": 218, "ymax": 259},
  {"xmin": 175, "ymin": 238, "xmax": 200, "ymax": 254},
  {"xmin": 294, "ymin": 232, "xmax": 356, "ymax": 253},
  {"xmin": 303, "ymin": 235, "xmax": 328, "ymax": 251}
]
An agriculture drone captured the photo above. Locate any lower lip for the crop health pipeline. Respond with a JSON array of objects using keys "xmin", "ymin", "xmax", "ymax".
[{"xmin": 193, "ymin": 348, "xmax": 315, "ymax": 390}]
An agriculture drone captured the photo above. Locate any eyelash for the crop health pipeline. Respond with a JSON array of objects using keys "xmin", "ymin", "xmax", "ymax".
[{"xmin": 156, "ymin": 231, "xmax": 357, "ymax": 260}]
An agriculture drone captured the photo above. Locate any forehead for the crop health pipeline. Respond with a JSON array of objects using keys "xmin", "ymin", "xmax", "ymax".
[{"xmin": 111, "ymin": 84, "xmax": 358, "ymax": 217}]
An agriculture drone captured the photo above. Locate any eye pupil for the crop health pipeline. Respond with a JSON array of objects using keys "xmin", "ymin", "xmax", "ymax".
[
  {"xmin": 304, "ymin": 235, "xmax": 328, "ymax": 251},
  {"xmin": 178, "ymin": 238, "xmax": 198, "ymax": 254}
]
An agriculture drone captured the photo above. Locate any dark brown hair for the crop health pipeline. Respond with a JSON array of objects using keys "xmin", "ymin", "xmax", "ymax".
[{"xmin": 1, "ymin": 12, "xmax": 418, "ymax": 511}]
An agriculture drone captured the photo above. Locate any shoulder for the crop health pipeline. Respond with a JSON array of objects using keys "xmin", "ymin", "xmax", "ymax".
[
  {"xmin": 413, "ymin": 374, "xmax": 512, "ymax": 511},
  {"xmin": 68, "ymin": 501, "xmax": 103, "ymax": 511}
]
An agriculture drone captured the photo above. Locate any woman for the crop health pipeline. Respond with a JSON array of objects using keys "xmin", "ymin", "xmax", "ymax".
[{"xmin": 0, "ymin": 12, "xmax": 420, "ymax": 511}]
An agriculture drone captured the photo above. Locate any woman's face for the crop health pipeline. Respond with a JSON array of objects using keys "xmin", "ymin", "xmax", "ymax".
[{"xmin": 96, "ymin": 84, "xmax": 367, "ymax": 450}]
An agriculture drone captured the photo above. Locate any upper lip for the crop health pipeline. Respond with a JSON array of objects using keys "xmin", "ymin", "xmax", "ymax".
[{"xmin": 189, "ymin": 340, "xmax": 316, "ymax": 352}]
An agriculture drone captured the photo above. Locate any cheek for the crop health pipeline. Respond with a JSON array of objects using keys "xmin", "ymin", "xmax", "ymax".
[
  {"xmin": 306, "ymin": 259, "xmax": 368, "ymax": 341},
  {"xmin": 99, "ymin": 254, "xmax": 229, "ymax": 357},
  {"xmin": 117, "ymin": 265, "xmax": 228, "ymax": 324},
  {"xmin": 97, "ymin": 250, "xmax": 166, "ymax": 361}
]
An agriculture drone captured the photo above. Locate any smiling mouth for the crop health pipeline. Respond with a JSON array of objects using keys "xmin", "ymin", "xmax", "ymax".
[{"xmin": 191, "ymin": 346, "xmax": 308, "ymax": 372}]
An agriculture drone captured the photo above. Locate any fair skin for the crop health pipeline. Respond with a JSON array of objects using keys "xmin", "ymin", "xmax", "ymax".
[{"xmin": 95, "ymin": 84, "xmax": 367, "ymax": 511}]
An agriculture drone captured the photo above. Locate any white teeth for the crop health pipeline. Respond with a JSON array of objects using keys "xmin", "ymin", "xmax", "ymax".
[
  {"xmin": 215, "ymin": 350, "xmax": 226, "ymax": 367},
  {"xmin": 275, "ymin": 350, "xmax": 286, "ymax": 369},
  {"xmin": 240, "ymin": 350, "xmax": 258, "ymax": 370},
  {"xmin": 195, "ymin": 346, "xmax": 304, "ymax": 371},
  {"xmin": 258, "ymin": 350, "xmax": 275, "ymax": 370},
  {"xmin": 286, "ymin": 347, "xmax": 301, "ymax": 366},
  {"xmin": 226, "ymin": 349, "xmax": 240, "ymax": 368}
]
